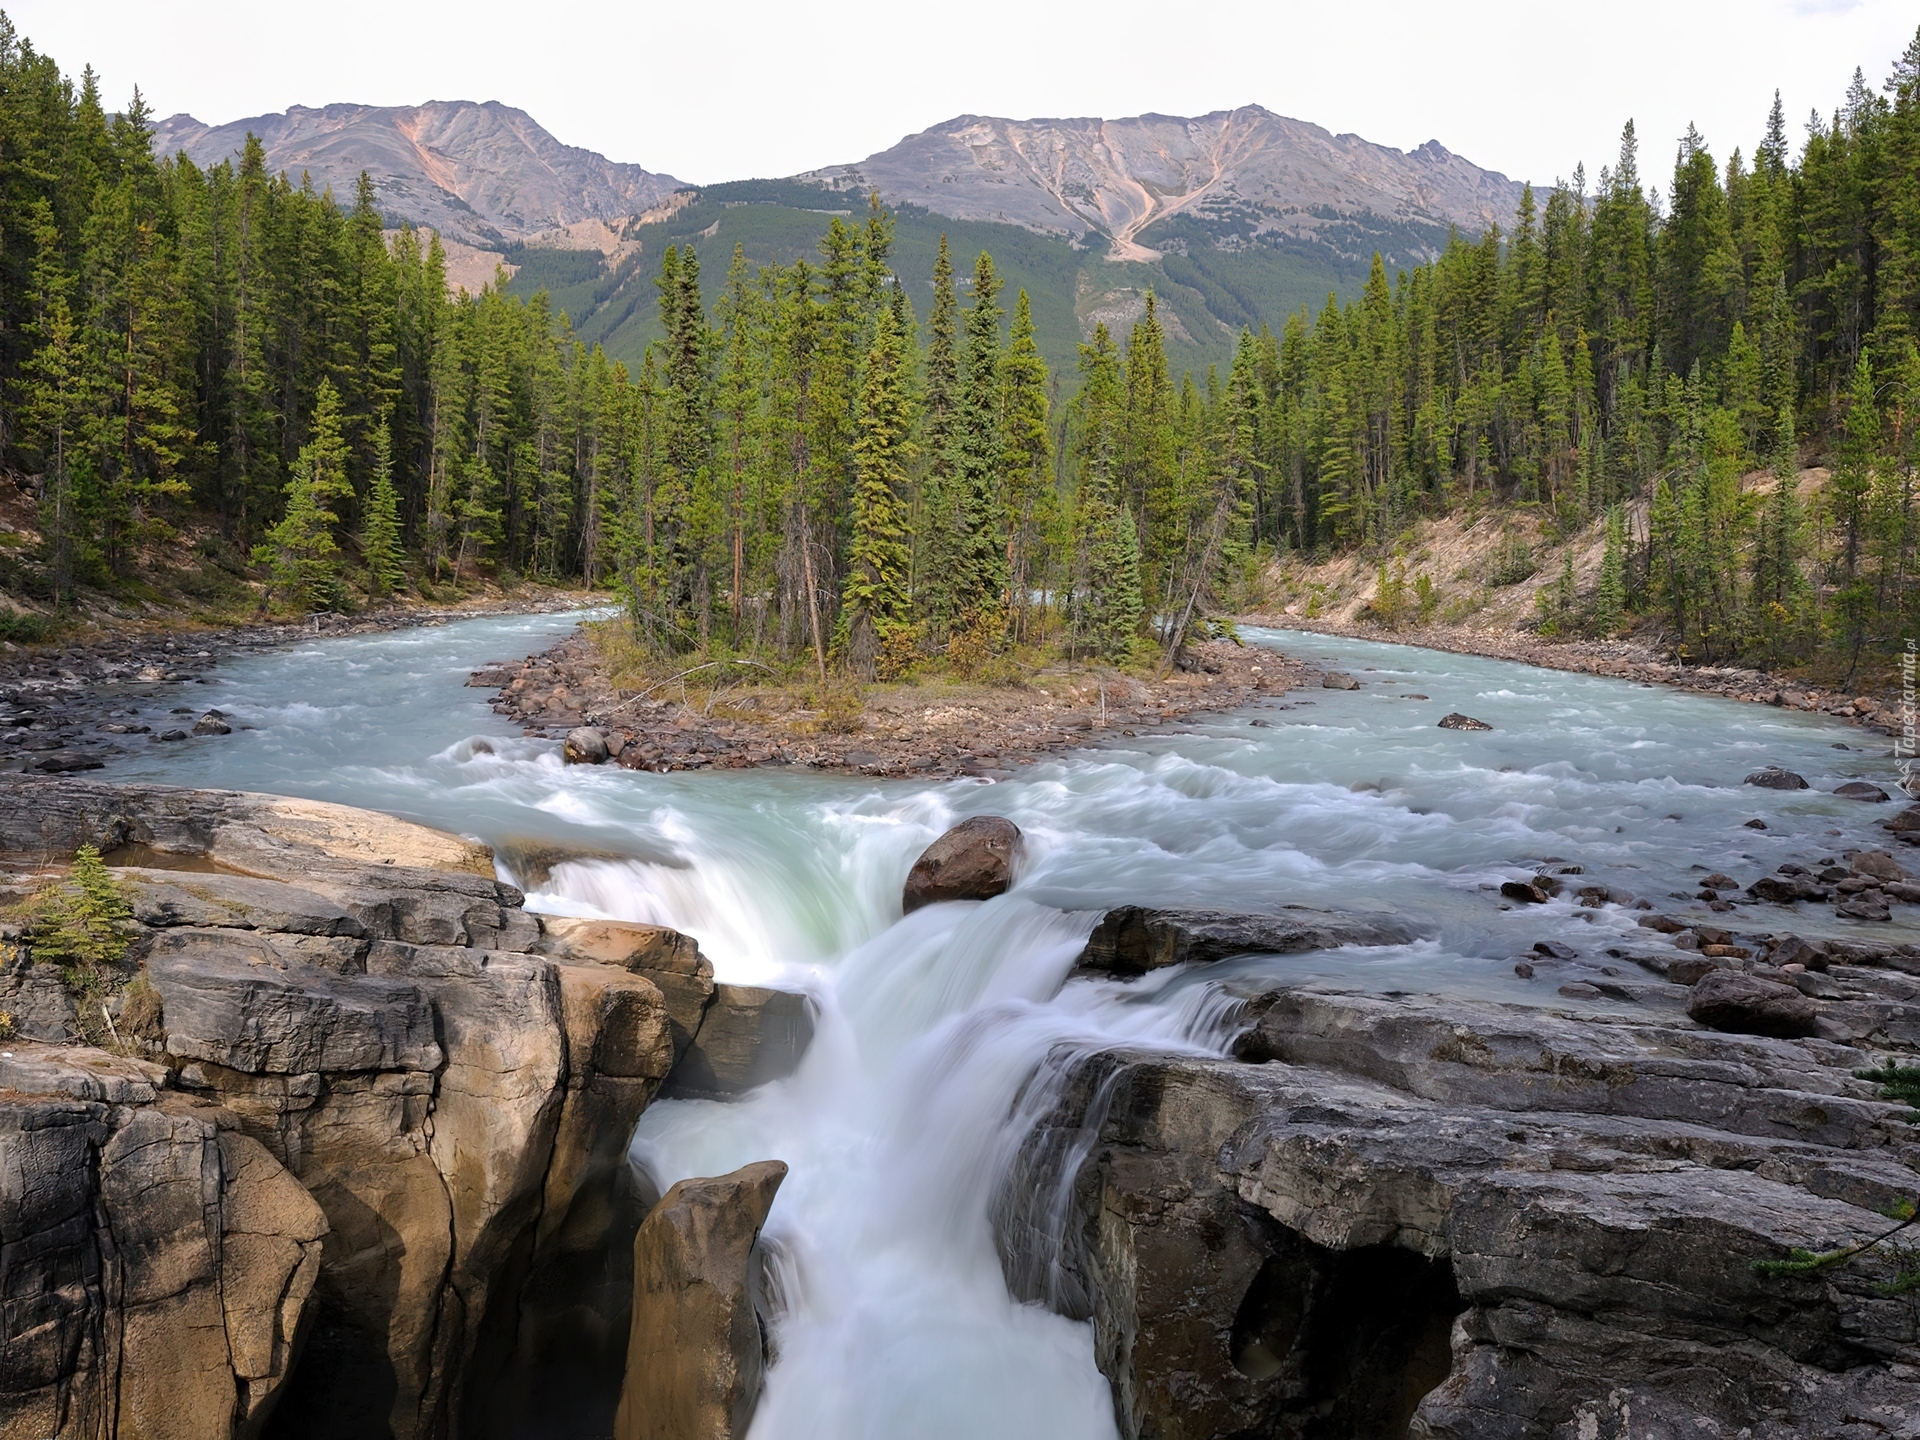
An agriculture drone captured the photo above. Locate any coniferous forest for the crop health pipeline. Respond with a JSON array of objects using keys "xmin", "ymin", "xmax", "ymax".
[{"xmin": 3, "ymin": 12, "xmax": 1919, "ymax": 681}]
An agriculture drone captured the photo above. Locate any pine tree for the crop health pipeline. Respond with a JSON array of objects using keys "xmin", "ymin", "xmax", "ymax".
[
  {"xmin": 1597, "ymin": 504, "xmax": 1628, "ymax": 633},
  {"xmin": 253, "ymin": 377, "xmax": 352, "ymax": 611},
  {"xmin": 915, "ymin": 236, "xmax": 963, "ymax": 635},
  {"xmin": 952, "ymin": 250, "xmax": 1008, "ymax": 622},
  {"xmin": 1000, "ymin": 289, "xmax": 1050, "ymax": 640},
  {"xmin": 361, "ymin": 418, "xmax": 405, "ymax": 600},
  {"xmin": 843, "ymin": 307, "xmax": 914, "ymax": 678}
]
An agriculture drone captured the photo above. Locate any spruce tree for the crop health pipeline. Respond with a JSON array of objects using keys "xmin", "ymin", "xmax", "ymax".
[
  {"xmin": 361, "ymin": 418, "xmax": 405, "ymax": 600},
  {"xmin": 952, "ymin": 251, "xmax": 1007, "ymax": 621},
  {"xmin": 843, "ymin": 307, "xmax": 914, "ymax": 678}
]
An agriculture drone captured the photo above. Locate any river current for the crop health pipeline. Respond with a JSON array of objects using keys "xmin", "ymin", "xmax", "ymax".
[{"xmin": 103, "ymin": 613, "xmax": 1915, "ymax": 1439}]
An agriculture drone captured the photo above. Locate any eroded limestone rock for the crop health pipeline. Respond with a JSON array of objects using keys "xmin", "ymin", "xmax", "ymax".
[{"xmin": 614, "ymin": 1161, "xmax": 788, "ymax": 1440}]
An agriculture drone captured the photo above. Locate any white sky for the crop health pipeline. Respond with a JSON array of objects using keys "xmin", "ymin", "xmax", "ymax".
[{"xmin": 20, "ymin": 0, "xmax": 1919, "ymax": 191}]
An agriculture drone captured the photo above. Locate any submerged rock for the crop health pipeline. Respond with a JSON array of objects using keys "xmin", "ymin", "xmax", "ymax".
[
  {"xmin": 902, "ymin": 815, "xmax": 1022, "ymax": 912},
  {"xmin": 1077, "ymin": 905, "xmax": 1416, "ymax": 976},
  {"xmin": 1437, "ymin": 712, "xmax": 1491, "ymax": 730},
  {"xmin": 1835, "ymin": 780, "xmax": 1891, "ymax": 801},
  {"xmin": 615, "ymin": 1161, "xmax": 788, "ymax": 1440}
]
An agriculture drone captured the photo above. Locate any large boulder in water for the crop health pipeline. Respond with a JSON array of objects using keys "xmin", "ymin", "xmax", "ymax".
[
  {"xmin": 1744, "ymin": 766, "xmax": 1808, "ymax": 790},
  {"xmin": 902, "ymin": 815, "xmax": 1022, "ymax": 912},
  {"xmin": 564, "ymin": 727, "xmax": 610, "ymax": 765},
  {"xmin": 614, "ymin": 1160, "xmax": 787, "ymax": 1440}
]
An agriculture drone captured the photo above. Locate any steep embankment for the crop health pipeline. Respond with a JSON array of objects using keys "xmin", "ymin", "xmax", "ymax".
[{"xmin": 1249, "ymin": 466, "xmax": 1908, "ymax": 722}]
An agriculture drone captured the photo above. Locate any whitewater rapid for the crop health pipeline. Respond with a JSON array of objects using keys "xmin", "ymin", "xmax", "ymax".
[{"xmin": 105, "ymin": 612, "xmax": 1915, "ymax": 1438}]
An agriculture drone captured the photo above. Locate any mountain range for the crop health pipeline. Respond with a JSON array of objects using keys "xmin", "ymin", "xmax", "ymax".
[{"xmin": 153, "ymin": 100, "xmax": 1526, "ymax": 376}]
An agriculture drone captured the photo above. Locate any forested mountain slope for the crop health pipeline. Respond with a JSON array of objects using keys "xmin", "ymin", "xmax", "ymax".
[{"xmin": 2, "ymin": 7, "xmax": 1916, "ymax": 693}]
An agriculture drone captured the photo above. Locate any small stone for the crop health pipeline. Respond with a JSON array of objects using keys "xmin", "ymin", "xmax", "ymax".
[
  {"xmin": 1513, "ymin": 961, "xmax": 1535, "ymax": 979},
  {"xmin": 1438, "ymin": 713, "xmax": 1493, "ymax": 731},
  {"xmin": 1321, "ymin": 672, "xmax": 1360, "ymax": 690},
  {"xmin": 1533, "ymin": 940, "xmax": 1577, "ymax": 960},
  {"xmin": 192, "ymin": 712, "xmax": 231, "ymax": 736},
  {"xmin": 1745, "ymin": 767, "xmax": 1809, "ymax": 790},
  {"xmin": 153, "ymin": 729, "xmax": 188, "ymax": 743},
  {"xmin": 1702, "ymin": 873, "xmax": 1736, "ymax": 889},
  {"xmin": 1557, "ymin": 982, "xmax": 1603, "ymax": 999},
  {"xmin": 1500, "ymin": 880, "xmax": 1548, "ymax": 904},
  {"xmin": 1744, "ymin": 818, "xmax": 1768, "ymax": 829}
]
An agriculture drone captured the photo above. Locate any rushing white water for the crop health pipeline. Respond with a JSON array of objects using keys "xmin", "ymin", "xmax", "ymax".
[{"xmin": 107, "ymin": 613, "xmax": 1916, "ymax": 1437}]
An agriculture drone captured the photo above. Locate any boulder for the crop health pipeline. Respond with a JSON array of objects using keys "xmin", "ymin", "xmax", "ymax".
[
  {"xmin": 1885, "ymin": 804, "xmax": 1920, "ymax": 834},
  {"xmin": 1077, "ymin": 905, "xmax": 1417, "ymax": 977},
  {"xmin": 1437, "ymin": 713, "xmax": 1492, "ymax": 730},
  {"xmin": 614, "ymin": 1161, "xmax": 788, "ymax": 1440},
  {"xmin": 564, "ymin": 727, "xmax": 610, "ymax": 765},
  {"xmin": 1834, "ymin": 780, "xmax": 1891, "ymax": 801},
  {"xmin": 193, "ymin": 710, "xmax": 232, "ymax": 736},
  {"xmin": 1850, "ymin": 849, "xmax": 1907, "ymax": 882},
  {"xmin": 901, "ymin": 815, "xmax": 1022, "ymax": 912},
  {"xmin": 1744, "ymin": 766, "xmax": 1808, "ymax": 789},
  {"xmin": 1686, "ymin": 968, "xmax": 1819, "ymax": 1038},
  {"xmin": 662, "ymin": 985, "xmax": 815, "ymax": 1099},
  {"xmin": 1321, "ymin": 672, "xmax": 1360, "ymax": 690},
  {"xmin": 1499, "ymin": 879, "xmax": 1548, "ymax": 904}
]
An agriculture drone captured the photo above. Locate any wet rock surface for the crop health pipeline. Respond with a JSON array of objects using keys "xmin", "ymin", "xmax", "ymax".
[
  {"xmin": 1076, "ymin": 905, "xmax": 1419, "ymax": 976},
  {"xmin": 614, "ymin": 1161, "xmax": 788, "ymax": 1440},
  {"xmin": 999, "ymin": 965, "xmax": 1920, "ymax": 1440},
  {"xmin": 902, "ymin": 815, "xmax": 1023, "ymax": 912}
]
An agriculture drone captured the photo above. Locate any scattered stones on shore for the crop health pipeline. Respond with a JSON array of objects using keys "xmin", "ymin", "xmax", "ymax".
[{"xmin": 1437, "ymin": 712, "xmax": 1492, "ymax": 730}]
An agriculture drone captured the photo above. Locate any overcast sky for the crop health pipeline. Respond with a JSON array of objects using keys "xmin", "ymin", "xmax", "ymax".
[{"xmin": 16, "ymin": 1, "xmax": 1919, "ymax": 190}]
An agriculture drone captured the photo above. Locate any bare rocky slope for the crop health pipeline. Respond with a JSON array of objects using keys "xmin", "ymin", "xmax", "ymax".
[
  {"xmin": 151, "ymin": 102, "xmax": 684, "ymax": 249},
  {"xmin": 801, "ymin": 106, "xmax": 1525, "ymax": 262}
]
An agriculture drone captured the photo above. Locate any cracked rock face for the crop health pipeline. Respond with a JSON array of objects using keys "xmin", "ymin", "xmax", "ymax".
[
  {"xmin": 0, "ymin": 778, "xmax": 703, "ymax": 1440},
  {"xmin": 0, "ymin": 1046, "xmax": 327, "ymax": 1440},
  {"xmin": 997, "ymin": 976, "xmax": 1920, "ymax": 1440}
]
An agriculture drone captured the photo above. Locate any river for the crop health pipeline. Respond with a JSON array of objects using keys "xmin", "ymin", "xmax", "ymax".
[{"xmin": 101, "ymin": 612, "xmax": 1914, "ymax": 1439}]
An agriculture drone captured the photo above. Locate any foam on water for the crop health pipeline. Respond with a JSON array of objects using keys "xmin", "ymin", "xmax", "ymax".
[{"xmin": 107, "ymin": 614, "xmax": 1917, "ymax": 1437}]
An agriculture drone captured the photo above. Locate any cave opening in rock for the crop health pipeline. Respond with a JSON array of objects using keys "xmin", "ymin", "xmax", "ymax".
[{"xmin": 1227, "ymin": 1231, "xmax": 1463, "ymax": 1440}]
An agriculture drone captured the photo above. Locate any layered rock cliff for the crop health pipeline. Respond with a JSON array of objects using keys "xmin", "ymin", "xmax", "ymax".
[
  {"xmin": 998, "ymin": 969, "xmax": 1920, "ymax": 1438},
  {"xmin": 0, "ymin": 777, "xmax": 750, "ymax": 1440}
]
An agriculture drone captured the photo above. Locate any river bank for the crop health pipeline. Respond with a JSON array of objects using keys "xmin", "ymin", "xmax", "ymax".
[
  {"xmin": 469, "ymin": 626, "xmax": 1309, "ymax": 777},
  {"xmin": 1246, "ymin": 610, "xmax": 1912, "ymax": 740},
  {"xmin": 0, "ymin": 590, "xmax": 598, "ymax": 775}
]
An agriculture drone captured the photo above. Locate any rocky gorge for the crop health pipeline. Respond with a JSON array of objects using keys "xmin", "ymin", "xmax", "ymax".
[{"xmin": 5, "ymin": 614, "xmax": 1920, "ymax": 1440}]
